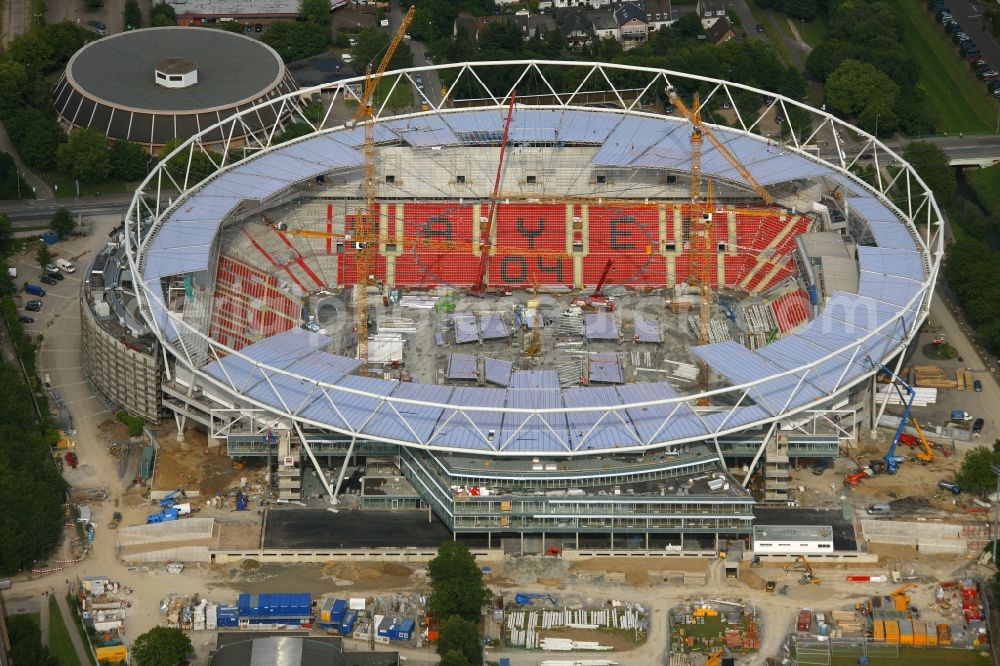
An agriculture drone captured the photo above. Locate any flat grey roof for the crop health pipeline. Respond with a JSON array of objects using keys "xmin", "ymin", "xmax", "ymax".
[
  {"xmin": 65, "ymin": 27, "xmax": 284, "ymax": 113},
  {"xmin": 752, "ymin": 524, "xmax": 834, "ymax": 541}
]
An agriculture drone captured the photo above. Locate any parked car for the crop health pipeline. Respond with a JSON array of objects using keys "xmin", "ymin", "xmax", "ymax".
[
  {"xmin": 973, "ymin": 418, "xmax": 985, "ymax": 436},
  {"xmin": 971, "ymin": 59, "xmax": 989, "ymax": 70},
  {"xmin": 973, "ymin": 379, "xmax": 983, "ymax": 392},
  {"xmin": 938, "ymin": 480, "xmax": 962, "ymax": 494},
  {"xmin": 40, "ymin": 275, "xmax": 57, "ymax": 285},
  {"xmin": 982, "ymin": 71, "xmax": 1000, "ymax": 82},
  {"xmin": 44, "ymin": 263, "xmax": 59, "ymax": 273},
  {"xmin": 18, "ymin": 316, "xmax": 34, "ymax": 324},
  {"xmin": 989, "ymin": 82, "xmax": 1000, "ymax": 93},
  {"xmin": 755, "ymin": 23, "xmax": 765, "ymax": 33},
  {"xmin": 964, "ymin": 50, "xmax": 983, "ymax": 61},
  {"xmin": 46, "ymin": 271, "xmax": 63, "ymax": 281},
  {"xmin": 24, "ymin": 300, "xmax": 42, "ymax": 311}
]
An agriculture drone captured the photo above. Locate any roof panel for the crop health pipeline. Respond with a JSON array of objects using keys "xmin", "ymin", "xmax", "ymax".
[{"xmin": 564, "ymin": 386, "xmax": 640, "ymax": 451}]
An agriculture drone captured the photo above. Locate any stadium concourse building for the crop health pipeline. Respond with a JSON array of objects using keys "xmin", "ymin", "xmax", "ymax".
[
  {"xmin": 54, "ymin": 27, "xmax": 298, "ymax": 151},
  {"xmin": 91, "ymin": 62, "xmax": 941, "ymax": 551}
]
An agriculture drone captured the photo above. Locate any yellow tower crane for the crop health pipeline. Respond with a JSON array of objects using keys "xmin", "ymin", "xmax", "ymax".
[
  {"xmin": 352, "ymin": 5, "xmax": 415, "ymax": 374},
  {"xmin": 667, "ymin": 89, "xmax": 776, "ymax": 401}
]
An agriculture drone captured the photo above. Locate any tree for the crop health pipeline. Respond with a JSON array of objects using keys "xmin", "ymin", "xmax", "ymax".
[
  {"xmin": 0, "ymin": 63, "xmax": 30, "ymax": 113},
  {"xmin": 5, "ymin": 109, "xmax": 66, "ymax": 171},
  {"xmin": 0, "ymin": 153, "xmax": 31, "ymax": 200},
  {"xmin": 956, "ymin": 446, "xmax": 1000, "ymax": 496},
  {"xmin": 300, "ymin": 0, "xmax": 331, "ymax": 24},
  {"xmin": 110, "ymin": 140, "xmax": 151, "ymax": 181},
  {"xmin": 351, "ymin": 27, "xmax": 413, "ymax": 71},
  {"xmin": 436, "ymin": 617, "xmax": 481, "ymax": 665},
  {"xmin": 131, "ymin": 626, "xmax": 192, "ymax": 666},
  {"xmin": 824, "ymin": 59, "xmax": 898, "ymax": 119},
  {"xmin": 8, "ymin": 30, "xmax": 56, "ymax": 72},
  {"xmin": 56, "ymin": 128, "xmax": 111, "ymax": 184},
  {"xmin": 0, "ymin": 214, "xmax": 14, "ymax": 257},
  {"xmin": 426, "ymin": 541, "xmax": 489, "ymax": 623},
  {"xmin": 439, "ymin": 649, "xmax": 474, "ymax": 666},
  {"xmin": 159, "ymin": 139, "xmax": 219, "ymax": 184},
  {"xmin": 124, "ymin": 0, "xmax": 142, "ymax": 29},
  {"xmin": 262, "ymin": 22, "xmax": 330, "ymax": 63},
  {"xmin": 50, "ymin": 208, "xmax": 75, "ymax": 239},
  {"xmin": 36, "ymin": 243, "xmax": 54, "ymax": 270},
  {"xmin": 903, "ymin": 141, "xmax": 956, "ymax": 206},
  {"xmin": 150, "ymin": 1, "xmax": 177, "ymax": 26},
  {"xmin": 7, "ymin": 614, "xmax": 58, "ymax": 666}
]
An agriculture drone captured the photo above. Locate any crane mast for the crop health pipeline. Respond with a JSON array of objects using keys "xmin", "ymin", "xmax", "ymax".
[
  {"xmin": 684, "ymin": 93, "xmax": 713, "ymax": 401},
  {"xmin": 353, "ymin": 5, "xmax": 414, "ymax": 373},
  {"xmin": 471, "ymin": 92, "xmax": 517, "ymax": 294}
]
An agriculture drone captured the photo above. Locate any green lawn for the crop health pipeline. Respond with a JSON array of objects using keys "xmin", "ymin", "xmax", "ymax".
[
  {"xmin": 347, "ymin": 76, "xmax": 416, "ymax": 112},
  {"xmin": 63, "ymin": 595, "xmax": 97, "ymax": 666},
  {"xmin": 967, "ymin": 163, "xmax": 1000, "ymax": 215},
  {"xmin": 888, "ymin": 0, "xmax": 999, "ymax": 133},
  {"xmin": 37, "ymin": 172, "xmax": 135, "ymax": 199},
  {"xmin": 825, "ymin": 647, "xmax": 991, "ymax": 665},
  {"xmin": 48, "ymin": 596, "xmax": 82, "ymax": 666},
  {"xmin": 799, "ymin": 17, "xmax": 828, "ymax": 48}
]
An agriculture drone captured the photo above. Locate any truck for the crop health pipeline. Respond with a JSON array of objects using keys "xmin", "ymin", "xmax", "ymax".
[
  {"xmin": 951, "ymin": 410, "xmax": 972, "ymax": 421},
  {"xmin": 56, "ymin": 258, "xmax": 75, "ymax": 273},
  {"xmin": 797, "ymin": 609, "xmax": 812, "ymax": 632},
  {"xmin": 23, "ymin": 283, "xmax": 46, "ymax": 297},
  {"xmin": 938, "ymin": 481, "xmax": 962, "ymax": 495},
  {"xmin": 108, "ymin": 512, "xmax": 122, "ymax": 529}
]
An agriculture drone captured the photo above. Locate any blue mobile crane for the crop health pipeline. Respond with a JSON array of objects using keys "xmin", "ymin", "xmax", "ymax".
[{"xmin": 868, "ymin": 358, "xmax": 915, "ymax": 475}]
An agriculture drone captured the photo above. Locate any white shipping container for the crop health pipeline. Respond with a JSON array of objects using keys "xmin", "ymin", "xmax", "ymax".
[{"xmin": 206, "ymin": 604, "xmax": 218, "ymax": 630}]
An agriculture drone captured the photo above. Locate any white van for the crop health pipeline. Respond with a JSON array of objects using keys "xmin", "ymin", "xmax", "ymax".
[
  {"xmin": 56, "ymin": 258, "xmax": 76, "ymax": 273},
  {"xmin": 342, "ymin": 53, "xmax": 353, "ymax": 63}
]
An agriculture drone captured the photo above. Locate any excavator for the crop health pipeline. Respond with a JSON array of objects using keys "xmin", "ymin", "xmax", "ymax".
[
  {"xmin": 783, "ymin": 555, "xmax": 820, "ymax": 585},
  {"xmin": 892, "ymin": 583, "xmax": 917, "ymax": 611},
  {"xmin": 704, "ymin": 649, "xmax": 726, "ymax": 666}
]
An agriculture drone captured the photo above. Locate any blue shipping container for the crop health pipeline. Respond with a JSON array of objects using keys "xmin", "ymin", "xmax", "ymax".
[
  {"xmin": 388, "ymin": 618, "xmax": 416, "ymax": 641},
  {"xmin": 237, "ymin": 593, "xmax": 311, "ymax": 618},
  {"xmin": 339, "ymin": 610, "xmax": 357, "ymax": 634},
  {"xmin": 319, "ymin": 598, "xmax": 347, "ymax": 627}
]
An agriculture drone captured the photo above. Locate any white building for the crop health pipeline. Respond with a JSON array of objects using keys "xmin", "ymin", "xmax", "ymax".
[{"xmin": 752, "ymin": 525, "xmax": 835, "ymax": 555}]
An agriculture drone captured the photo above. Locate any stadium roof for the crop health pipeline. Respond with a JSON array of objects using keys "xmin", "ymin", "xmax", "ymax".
[{"xmin": 133, "ymin": 97, "xmax": 935, "ymax": 455}]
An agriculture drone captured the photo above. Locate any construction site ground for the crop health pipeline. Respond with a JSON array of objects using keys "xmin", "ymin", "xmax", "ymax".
[{"xmin": 5, "ymin": 214, "xmax": 1000, "ymax": 665}]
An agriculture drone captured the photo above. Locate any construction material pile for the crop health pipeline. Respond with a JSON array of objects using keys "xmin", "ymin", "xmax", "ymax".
[{"xmin": 506, "ymin": 604, "xmax": 647, "ymax": 650}]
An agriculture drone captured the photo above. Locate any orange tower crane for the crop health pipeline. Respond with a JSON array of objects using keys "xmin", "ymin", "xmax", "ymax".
[{"xmin": 352, "ymin": 5, "xmax": 415, "ymax": 373}]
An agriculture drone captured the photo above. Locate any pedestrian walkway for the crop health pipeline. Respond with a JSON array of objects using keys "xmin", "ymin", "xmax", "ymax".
[
  {"xmin": 55, "ymin": 591, "xmax": 93, "ymax": 666},
  {"xmin": 0, "ymin": 120, "xmax": 55, "ymax": 200},
  {"xmin": 40, "ymin": 592, "xmax": 51, "ymax": 646}
]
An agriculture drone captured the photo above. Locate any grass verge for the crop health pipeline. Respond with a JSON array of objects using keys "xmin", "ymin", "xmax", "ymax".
[
  {"xmin": 63, "ymin": 595, "xmax": 98, "ymax": 666},
  {"xmin": 37, "ymin": 173, "xmax": 135, "ymax": 199},
  {"xmin": 826, "ymin": 647, "xmax": 990, "ymax": 665},
  {"xmin": 48, "ymin": 596, "xmax": 82, "ymax": 666},
  {"xmin": 887, "ymin": 0, "xmax": 999, "ymax": 133},
  {"xmin": 799, "ymin": 17, "xmax": 827, "ymax": 47},
  {"xmin": 967, "ymin": 163, "xmax": 1000, "ymax": 215}
]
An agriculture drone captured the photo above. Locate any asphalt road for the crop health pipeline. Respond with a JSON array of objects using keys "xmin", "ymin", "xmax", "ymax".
[{"xmin": 263, "ymin": 508, "xmax": 452, "ymax": 548}]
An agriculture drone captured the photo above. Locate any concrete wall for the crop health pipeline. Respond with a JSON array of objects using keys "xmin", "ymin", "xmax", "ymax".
[
  {"xmin": 118, "ymin": 518, "xmax": 215, "ymax": 546},
  {"xmin": 122, "ymin": 546, "xmax": 211, "ymax": 563},
  {"xmin": 861, "ymin": 520, "xmax": 966, "ymax": 552}
]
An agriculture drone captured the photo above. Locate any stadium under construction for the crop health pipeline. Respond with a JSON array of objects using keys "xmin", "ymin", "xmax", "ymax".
[{"xmin": 93, "ymin": 61, "xmax": 941, "ymax": 550}]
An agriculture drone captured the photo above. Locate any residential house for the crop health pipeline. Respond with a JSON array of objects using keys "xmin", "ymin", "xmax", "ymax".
[
  {"xmin": 697, "ymin": 0, "xmax": 727, "ymax": 19},
  {"xmin": 549, "ymin": 0, "xmax": 614, "ymax": 8},
  {"xmin": 705, "ymin": 15, "xmax": 735, "ymax": 43},
  {"xmin": 588, "ymin": 10, "xmax": 619, "ymax": 41},
  {"xmin": 553, "ymin": 7, "xmax": 595, "ymax": 47},
  {"xmin": 453, "ymin": 13, "xmax": 506, "ymax": 47},
  {"xmin": 614, "ymin": 2, "xmax": 649, "ymax": 48},
  {"xmin": 515, "ymin": 13, "xmax": 558, "ymax": 39},
  {"xmin": 643, "ymin": 0, "xmax": 678, "ymax": 30}
]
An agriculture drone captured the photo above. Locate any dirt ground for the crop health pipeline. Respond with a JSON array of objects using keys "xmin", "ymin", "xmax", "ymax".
[
  {"xmin": 216, "ymin": 520, "xmax": 263, "ymax": 550},
  {"xmin": 149, "ymin": 426, "xmax": 259, "ymax": 497}
]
